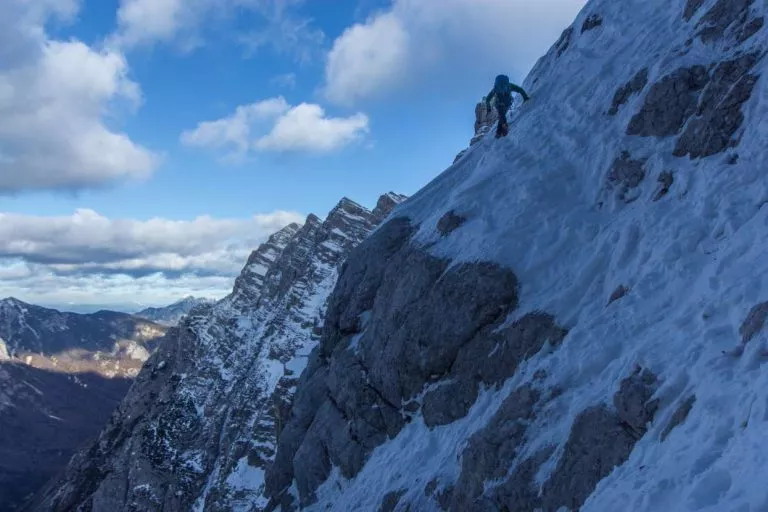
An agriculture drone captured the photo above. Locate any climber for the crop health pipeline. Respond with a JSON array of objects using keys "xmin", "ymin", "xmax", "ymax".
[{"xmin": 485, "ymin": 74, "xmax": 530, "ymax": 138}]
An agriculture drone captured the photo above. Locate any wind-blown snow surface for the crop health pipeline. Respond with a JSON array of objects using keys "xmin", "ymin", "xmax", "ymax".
[{"xmin": 268, "ymin": 0, "xmax": 768, "ymax": 510}]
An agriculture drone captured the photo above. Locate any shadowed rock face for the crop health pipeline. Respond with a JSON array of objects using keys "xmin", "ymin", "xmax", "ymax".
[
  {"xmin": 450, "ymin": 369, "xmax": 659, "ymax": 512},
  {"xmin": 674, "ymin": 53, "xmax": 760, "ymax": 158},
  {"xmin": 608, "ymin": 68, "xmax": 648, "ymax": 116},
  {"xmin": 265, "ymin": 217, "xmax": 526, "ymax": 506},
  {"xmin": 627, "ymin": 65, "xmax": 710, "ymax": 137},
  {"xmin": 264, "ymin": 216, "xmax": 575, "ymax": 508},
  {"xmin": 30, "ymin": 194, "xmax": 405, "ymax": 512}
]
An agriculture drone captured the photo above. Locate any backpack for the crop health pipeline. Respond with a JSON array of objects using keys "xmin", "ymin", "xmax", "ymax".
[{"xmin": 494, "ymin": 75, "xmax": 512, "ymax": 104}]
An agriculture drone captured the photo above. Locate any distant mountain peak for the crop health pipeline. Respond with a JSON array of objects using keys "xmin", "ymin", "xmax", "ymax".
[{"xmin": 134, "ymin": 296, "xmax": 214, "ymax": 327}]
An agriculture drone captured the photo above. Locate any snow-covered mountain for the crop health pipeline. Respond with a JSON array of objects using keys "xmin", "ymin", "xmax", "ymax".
[
  {"xmin": 31, "ymin": 0, "xmax": 768, "ymax": 510},
  {"xmin": 135, "ymin": 297, "xmax": 215, "ymax": 327},
  {"xmin": 31, "ymin": 193, "xmax": 406, "ymax": 511},
  {"xmin": 0, "ymin": 297, "xmax": 167, "ymax": 376},
  {"xmin": 0, "ymin": 299, "xmax": 167, "ymax": 510}
]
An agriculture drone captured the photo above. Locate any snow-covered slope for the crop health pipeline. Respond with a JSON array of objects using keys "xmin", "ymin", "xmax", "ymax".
[
  {"xmin": 33, "ymin": 0, "xmax": 768, "ymax": 510},
  {"xmin": 31, "ymin": 193, "xmax": 405, "ymax": 512},
  {"xmin": 257, "ymin": 1, "xmax": 768, "ymax": 511},
  {"xmin": 135, "ymin": 297, "xmax": 215, "ymax": 327}
]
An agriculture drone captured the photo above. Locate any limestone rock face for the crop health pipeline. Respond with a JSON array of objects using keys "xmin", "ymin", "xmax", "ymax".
[{"xmin": 31, "ymin": 194, "xmax": 405, "ymax": 512}]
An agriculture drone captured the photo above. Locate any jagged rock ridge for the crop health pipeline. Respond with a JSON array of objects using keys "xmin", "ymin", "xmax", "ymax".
[{"xmin": 30, "ymin": 193, "xmax": 405, "ymax": 512}]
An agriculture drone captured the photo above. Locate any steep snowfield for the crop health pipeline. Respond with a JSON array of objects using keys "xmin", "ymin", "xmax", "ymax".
[{"xmin": 274, "ymin": 0, "xmax": 768, "ymax": 510}]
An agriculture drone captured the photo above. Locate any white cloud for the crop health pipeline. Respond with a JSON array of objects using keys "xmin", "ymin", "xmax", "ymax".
[
  {"xmin": 0, "ymin": 208, "xmax": 304, "ymax": 308},
  {"xmin": 324, "ymin": 0, "xmax": 588, "ymax": 105},
  {"xmin": 0, "ymin": 209, "xmax": 303, "ymax": 272},
  {"xmin": 181, "ymin": 97, "xmax": 369, "ymax": 157},
  {"xmin": 256, "ymin": 104, "xmax": 369, "ymax": 152},
  {"xmin": 113, "ymin": 0, "xmax": 325, "ymax": 61},
  {"xmin": 180, "ymin": 98, "xmax": 290, "ymax": 153},
  {"xmin": 0, "ymin": 0, "xmax": 158, "ymax": 193},
  {"xmin": 325, "ymin": 13, "xmax": 410, "ymax": 105}
]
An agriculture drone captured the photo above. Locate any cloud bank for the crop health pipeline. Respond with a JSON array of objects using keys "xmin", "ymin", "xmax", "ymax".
[{"xmin": 0, "ymin": 209, "xmax": 304, "ymax": 308}]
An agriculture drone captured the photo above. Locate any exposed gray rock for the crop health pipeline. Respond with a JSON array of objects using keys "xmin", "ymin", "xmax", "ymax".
[
  {"xmin": 556, "ymin": 27, "xmax": 574, "ymax": 57},
  {"xmin": 661, "ymin": 395, "xmax": 696, "ymax": 441},
  {"xmin": 674, "ymin": 53, "xmax": 760, "ymax": 159},
  {"xmin": 437, "ymin": 210, "xmax": 467, "ymax": 236},
  {"xmin": 608, "ymin": 68, "xmax": 648, "ymax": 116},
  {"xmin": 683, "ymin": 0, "xmax": 705, "ymax": 21},
  {"xmin": 614, "ymin": 367, "xmax": 660, "ymax": 437},
  {"xmin": 736, "ymin": 16, "xmax": 764, "ymax": 43},
  {"xmin": 423, "ymin": 312, "xmax": 567, "ymax": 428},
  {"xmin": 379, "ymin": 489, "xmax": 406, "ymax": 512},
  {"xmin": 266, "ymin": 217, "xmax": 523, "ymax": 505},
  {"xmin": 451, "ymin": 386, "xmax": 540, "ymax": 510},
  {"xmin": 582, "ymin": 13, "xmax": 603, "ymax": 33},
  {"xmin": 540, "ymin": 405, "xmax": 639, "ymax": 511},
  {"xmin": 448, "ymin": 366, "xmax": 659, "ymax": 512},
  {"xmin": 608, "ymin": 151, "xmax": 647, "ymax": 201},
  {"xmin": 230, "ymin": 224, "xmax": 301, "ymax": 307},
  {"xmin": 740, "ymin": 302, "xmax": 768, "ymax": 343},
  {"xmin": 608, "ymin": 285, "xmax": 630, "ymax": 305},
  {"xmin": 492, "ymin": 448, "xmax": 555, "ymax": 512},
  {"xmin": 424, "ymin": 479, "xmax": 454, "ymax": 511},
  {"xmin": 653, "ymin": 171, "xmax": 674, "ymax": 201},
  {"xmin": 627, "ymin": 65, "xmax": 709, "ymax": 137},
  {"xmin": 696, "ymin": 0, "xmax": 757, "ymax": 43}
]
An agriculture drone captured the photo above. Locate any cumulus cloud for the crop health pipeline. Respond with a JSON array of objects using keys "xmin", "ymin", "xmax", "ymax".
[
  {"xmin": 324, "ymin": 0, "xmax": 588, "ymax": 105},
  {"xmin": 113, "ymin": 0, "xmax": 325, "ymax": 62},
  {"xmin": 0, "ymin": 266, "xmax": 234, "ymax": 312},
  {"xmin": 0, "ymin": 208, "xmax": 305, "ymax": 309},
  {"xmin": 0, "ymin": 0, "xmax": 158, "ymax": 194},
  {"xmin": 0, "ymin": 209, "xmax": 304, "ymax": 277},
  {"xmin": 181, "ymin": 97, "xmax": 369, "ymax": 157}
]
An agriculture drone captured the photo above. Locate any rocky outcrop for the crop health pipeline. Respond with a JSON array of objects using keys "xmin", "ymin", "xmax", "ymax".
[
  {"xmin": 263, "ymin": 213, "xmax": 572, "ymax": 507},
  {"xmin": 626, "ymin": 65, "xmax": 710, "ymax": 137},
  {"xmin": 608, "ymin": 68, "xmax": 648, "ymax": 115},
  {"xmin": 31, "ymin": 193, "xmax": 405, "ymax": 512},
  {"xmin": 454, "ymin": 101, "xmax": 500, "ymax": 162},
  {"xmin": 740, "ymin": 302, "xmax": 768, "ymax": 343}
]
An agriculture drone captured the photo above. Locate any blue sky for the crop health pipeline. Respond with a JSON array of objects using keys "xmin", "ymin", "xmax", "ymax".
[{"xmin": 0, "ymin": 0, "xmax": 586, "ymax": 310}]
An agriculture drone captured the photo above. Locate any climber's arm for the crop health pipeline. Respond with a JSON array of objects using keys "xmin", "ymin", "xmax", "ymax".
[{"xmin": 510, "ymin": 84, "xmax": 530, "ymax": 102}]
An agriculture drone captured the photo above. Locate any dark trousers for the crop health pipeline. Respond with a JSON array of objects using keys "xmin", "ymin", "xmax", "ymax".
[{"xmin": 495, "ymin": 102, "xmax": 510, "ymax": 135}]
